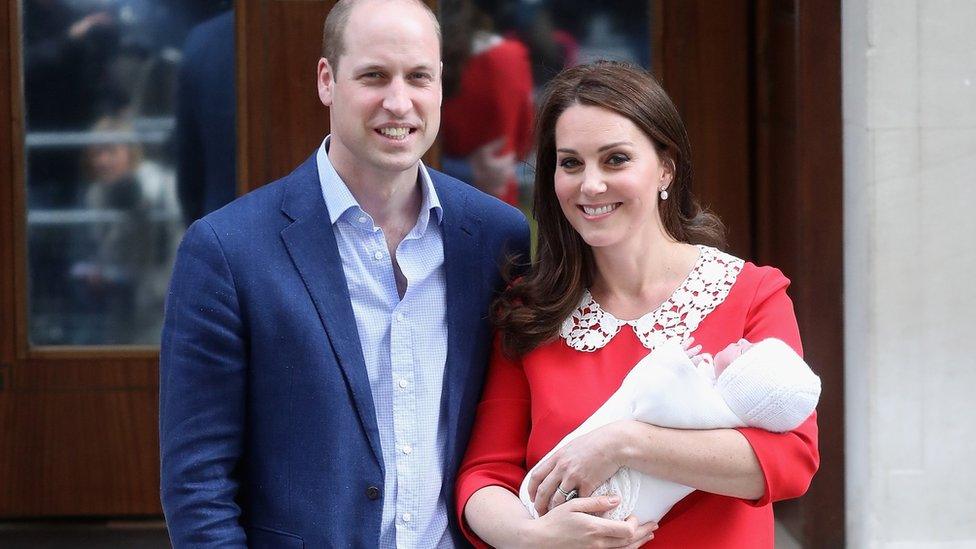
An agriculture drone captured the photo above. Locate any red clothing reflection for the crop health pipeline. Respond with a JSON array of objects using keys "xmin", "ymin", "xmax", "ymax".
[{"xmin": 441, "ymin": 36, "xmax": 534, "ymax": 206}]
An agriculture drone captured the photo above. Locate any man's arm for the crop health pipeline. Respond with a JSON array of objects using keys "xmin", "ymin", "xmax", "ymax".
[{"xmin": 160, "ymin": 219, "xmax": 247, "ymax": 547}]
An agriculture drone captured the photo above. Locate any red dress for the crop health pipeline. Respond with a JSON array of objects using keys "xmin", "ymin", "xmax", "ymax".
[
  {"xmin": 456, "ymin": 247, "xmax": 820, "ymax": 548},
  {"xmin": 441, "ymin": 36, "xmax": 534, "ymax": 206}
]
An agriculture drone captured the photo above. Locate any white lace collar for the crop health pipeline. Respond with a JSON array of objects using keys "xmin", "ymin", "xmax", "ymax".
[{"xmin": 559, "ymin": 245, "xmax": 744, "ymax": 352}]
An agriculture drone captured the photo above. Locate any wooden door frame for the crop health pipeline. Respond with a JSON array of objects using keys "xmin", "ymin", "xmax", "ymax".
[{"xmin": 1, "ymin": 1, "xmax": 161, "ymax": 517}]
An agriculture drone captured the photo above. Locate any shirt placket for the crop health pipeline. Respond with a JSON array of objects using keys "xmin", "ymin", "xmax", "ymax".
[
  {"xmin": 360, "ymin": 220, "xmax": 402, "ymax": 548},
  {"xmin": 390, "ymin": 301, "xmax": 418, "ymax": 548}
]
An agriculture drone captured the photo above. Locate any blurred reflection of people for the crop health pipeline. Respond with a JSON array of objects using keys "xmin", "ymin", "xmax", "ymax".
[
  {"xmin": 70, "ymin": 115, "xmax": 182, "ymax": 344},
  {"xmin": 551, "ymin": 0, "xmax": 649, "ymax": 67},
  {"xmin": 175, "ymin": 9, "xmax": 236, "ymax": 224},
  {"xmin": 501, "ymin": 0, "xmax": 579, "ymax": 90},
  {"xmin": 24, "ymin": 0, "xmax": 127, "ymax": 344},
  {"xmin": 441, "ymin": 0, "xmax": 533, "ymax": 206},
  {"xmin": 24, "ymin": 0, "xmax": 123, "ymax": 206}
]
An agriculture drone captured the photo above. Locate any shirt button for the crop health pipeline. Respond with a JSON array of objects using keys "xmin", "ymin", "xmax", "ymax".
[
  {"xmin": 398, "ymin": 378, "xmax": 408, "ymax": 389},
  {"xmin": 395, "ymin": 312, "xmax": 406, "ymax": 322},
  {"xmin": 366, "ymin": 486, "xmax": 380, "ymax": 500},
  {"xmin": 401, "ymin": 444, "xmax": 412, "ymax": 455},
  {"xmin": 402, "ymin": 512, "xmax": 412, "ymax": 523},
  {"xmin": 358, "ymin": 215, "xmax": 368, "ymax": 224},
  {"xmin": 373, "ymin": 250, "xmax": 383, "ymax": 260}
]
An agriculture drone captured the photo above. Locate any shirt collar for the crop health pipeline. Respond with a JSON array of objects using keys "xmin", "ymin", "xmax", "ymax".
[{"xmin": 316, "ymin": 136, "xmax": 443, "ymax": 230}]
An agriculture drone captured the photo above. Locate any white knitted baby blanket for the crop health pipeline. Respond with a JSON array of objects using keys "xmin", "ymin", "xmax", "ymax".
[{"xmin": 518, "ymin": 338, "xmax": 820, "ymax": 523}]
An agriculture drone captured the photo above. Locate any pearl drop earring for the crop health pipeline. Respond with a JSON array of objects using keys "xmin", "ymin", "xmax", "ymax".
[{"xmin": 659, "ymin": 187, "xmax": 669, "ymax": 200}]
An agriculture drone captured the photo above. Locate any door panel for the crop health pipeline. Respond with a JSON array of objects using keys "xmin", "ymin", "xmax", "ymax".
[
  {"xmin": 655, "ymin": 0, "xmax": 753, "ymax": 258},
  {"xmin": 752, "ymin": 2, "xmax": 845, "ymax": 546},
  {"xmin": 1, "ymin": 0, "xmax": 232, "ymax": 517},
  {"xmin": 239, "ymin": 0, "xmax": 337, "ymax": 190},
  {"xmin": 0, "ymin": 359, "xmax": 158, "ymax": 515}
]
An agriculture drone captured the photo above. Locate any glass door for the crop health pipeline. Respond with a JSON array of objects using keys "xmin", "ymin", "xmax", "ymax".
[{"xmin": 1, "ymin": 0, "xmax": 234, "ymax": 517}]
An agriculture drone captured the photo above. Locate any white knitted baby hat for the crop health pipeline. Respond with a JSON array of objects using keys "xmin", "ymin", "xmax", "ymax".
[{"xmin": 715, "ymin": 338, "xmax": 821, "ymax": 432}]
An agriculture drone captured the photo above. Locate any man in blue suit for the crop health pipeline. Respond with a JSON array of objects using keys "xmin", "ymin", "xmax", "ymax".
[{"xmin": 159, "ymin": 0, "xmax": 529, "ymax": 546}]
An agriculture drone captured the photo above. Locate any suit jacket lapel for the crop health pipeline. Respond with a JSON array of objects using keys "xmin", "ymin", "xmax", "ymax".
[
  {"xmin": 435, "ymin": 176, "xmax": 483, "ymax": 470},
  {"xmin": 279, "ymin": 156, "xmax": 383, "ymax": 467}
]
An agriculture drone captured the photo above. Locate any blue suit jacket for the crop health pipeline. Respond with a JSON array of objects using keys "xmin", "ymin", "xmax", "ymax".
[{"xmin": 160, "ymin": 155, "xmax": 530, "ymax": 548}]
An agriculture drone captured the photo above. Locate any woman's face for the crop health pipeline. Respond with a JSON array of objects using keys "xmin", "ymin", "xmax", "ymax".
[{"xmin": 553, "ymin": 104, "xmax": 672, "ymax": 251}]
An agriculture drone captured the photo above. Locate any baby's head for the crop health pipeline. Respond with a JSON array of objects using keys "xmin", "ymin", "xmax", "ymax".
[{"xmin": 713, "ymin": 338, "xmax": 753, "ymax": 376}]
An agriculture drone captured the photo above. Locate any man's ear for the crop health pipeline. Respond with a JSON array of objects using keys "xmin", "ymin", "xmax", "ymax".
[
  {"xmin": 317, "ymin": 57, "xmax": 335, "ymax": 107},
  {"xmin": 438, "ymin": 61, "xmax": 445, "ymax": 106}
]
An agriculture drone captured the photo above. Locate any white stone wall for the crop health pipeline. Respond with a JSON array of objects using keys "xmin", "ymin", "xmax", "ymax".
[{"xmin": 843, "ymin": 1, "xmax": 976, "ymax": 547}]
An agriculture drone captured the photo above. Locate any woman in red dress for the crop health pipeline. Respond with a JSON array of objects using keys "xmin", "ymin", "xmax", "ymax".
[{"xmin": 456, "ymin": 61, "xmax": 819, "ymax": 548}]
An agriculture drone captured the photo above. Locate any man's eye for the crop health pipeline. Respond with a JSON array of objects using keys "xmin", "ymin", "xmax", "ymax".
[{"xmin": 410, "ymin": 72, "xmax": 433, "ymax": 82}]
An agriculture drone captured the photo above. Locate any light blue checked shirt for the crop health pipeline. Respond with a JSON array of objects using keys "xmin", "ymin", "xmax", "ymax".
[{"xmin": 316, "ymin": 139, "xmax": 453, "ymax": 549}]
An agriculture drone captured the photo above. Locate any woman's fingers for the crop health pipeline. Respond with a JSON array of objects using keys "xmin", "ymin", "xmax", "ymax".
[
  {"xmin": 527, "ymin": 455, "xmax": 557, "ymax": 501},
  {"xmin": 610, "ymin": 516, "xmax": 658, "ymax": 548},
  {"xmin": 541, "ymin": 499, "xmax": 657, "ymax": 548},
  {"xmin": 560, "ymin": 498, "xmax": 635, "ymax": 540},
  {"xmin": 563, "ymin": 495, "xmax": 620, "ymax": 515},
  {"xmin": 682, "ymin": 337, "xmax": 702, "ymax": 358},
  {"xmin": 533, "ymin": 463, "xmax": 568, "ymax": 516}
]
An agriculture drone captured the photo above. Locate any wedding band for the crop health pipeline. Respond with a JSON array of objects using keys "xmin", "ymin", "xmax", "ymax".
[{"xmin": 556, "ymin": 486, "xmax": 578, "ymax": 502}]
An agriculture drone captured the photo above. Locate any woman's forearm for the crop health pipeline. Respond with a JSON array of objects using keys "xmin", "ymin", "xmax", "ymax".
[
  {"xmin": 617, "ymin": 420, "xmax": 766, "ymax": 500},
  {"xmin": 464, "ymin": 486, "xmax": 538, "ymax": 548}
]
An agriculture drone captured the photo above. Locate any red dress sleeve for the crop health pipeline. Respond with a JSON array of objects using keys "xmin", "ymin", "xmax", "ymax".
[
  {"xmin": 735, "ymin": 266, "xmax": 820, "ymax": 506},
  {"xmin": 455, "ymin": 336, "xmax": 532, "ymax": 546}
]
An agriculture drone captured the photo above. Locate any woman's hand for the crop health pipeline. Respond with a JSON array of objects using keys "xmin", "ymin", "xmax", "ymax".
[
  {"xmin": 527, "ymin": 421, "xmax": 635, "ymax": 516},
  {"xmin": 522, "ymin": 496, "xmax": 658, "ymax": 549},
  {"xmin": 683, "ymin": 336, "xmax": 705, "ymax": 365}
]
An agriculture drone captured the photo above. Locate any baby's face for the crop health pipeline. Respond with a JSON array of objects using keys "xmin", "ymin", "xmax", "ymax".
[{"xmin": 714, "ymin": 339, "xmax": 754, "ymax": 375}]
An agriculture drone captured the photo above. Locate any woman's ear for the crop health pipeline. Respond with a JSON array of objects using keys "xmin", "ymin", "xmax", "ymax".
[{"xmin": 661, "ymin": 155, "xmax": 676, "ymax": 186}]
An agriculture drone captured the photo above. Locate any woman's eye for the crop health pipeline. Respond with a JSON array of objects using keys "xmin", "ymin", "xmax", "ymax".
[
  {"xmin": 607, "ymin": 154, "xmax": 629, "ymax": 166},
  {"xmin": 559, "ymin": 158, "xmax": 581, "ymax": 169}
]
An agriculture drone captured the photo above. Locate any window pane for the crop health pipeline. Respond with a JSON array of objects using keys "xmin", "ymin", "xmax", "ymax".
[
  {"xmin": 438, "ymin": 0, "xmax": 652, "ymax": 207},
  {"xmin": 22, "ymin": 0, "xmax": 234, "ymax": 345}
]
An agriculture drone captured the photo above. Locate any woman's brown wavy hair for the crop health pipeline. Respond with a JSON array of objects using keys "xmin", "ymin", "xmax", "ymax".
[{"xmin": 494, "ymin": 61, "xmax": 726, "ymax": 357}]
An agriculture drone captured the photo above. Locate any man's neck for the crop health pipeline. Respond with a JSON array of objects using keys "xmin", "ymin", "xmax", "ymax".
[{"xmin": 328, "ymin": 147, "xmax": 423, "ymax": 229}]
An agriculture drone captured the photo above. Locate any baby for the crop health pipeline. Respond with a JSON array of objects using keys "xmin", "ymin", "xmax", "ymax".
[{"xmin": 519, "ymin": 337, "xmax": 821, "ymax": 523}]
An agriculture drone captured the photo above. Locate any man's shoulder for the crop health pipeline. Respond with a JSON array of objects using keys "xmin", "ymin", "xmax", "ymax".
[
  {"xmin": 202, "ymin": 178, "xmax": 285, "ymax": 231},
  {"xmin": 200, "ymin": 155, "xmax": 317, "ymax": 236}
]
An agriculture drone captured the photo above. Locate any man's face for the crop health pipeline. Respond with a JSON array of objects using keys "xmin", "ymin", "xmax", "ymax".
[{"xmin": 317, "ymin": 0, "xmax": 442, "ymax": 179}]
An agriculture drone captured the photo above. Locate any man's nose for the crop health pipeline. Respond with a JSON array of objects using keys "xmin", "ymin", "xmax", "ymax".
[{"xmin": 382, "ymin": 78, "xmax": 411, "ymax": 116}]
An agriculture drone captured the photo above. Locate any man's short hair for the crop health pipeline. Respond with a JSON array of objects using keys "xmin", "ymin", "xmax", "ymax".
[{"xmin": 321, "ymin": 0, "xmax": 442, "ymax": 75}]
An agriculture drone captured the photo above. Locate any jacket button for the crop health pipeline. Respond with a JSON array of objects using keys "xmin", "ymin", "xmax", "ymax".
[{"xmin": 366, "ymin": 486, "xmax": 381, "ymax": 500}]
